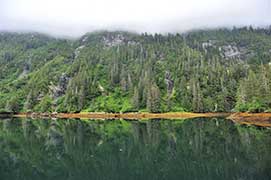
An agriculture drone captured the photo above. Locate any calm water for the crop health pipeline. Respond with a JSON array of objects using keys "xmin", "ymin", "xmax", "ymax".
[{"xmin": 0, "ymin": 117, "xmax": 270, "ymax": 180}]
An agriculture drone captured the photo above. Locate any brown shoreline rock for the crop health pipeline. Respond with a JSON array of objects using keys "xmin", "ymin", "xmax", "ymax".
[
  {"xmin": 5, "ymin": 112, "xmax": 271, "ymax": 127},
  {"xmin": 228, "ymin": 113, "xmax": 271, "ymax": 127}
]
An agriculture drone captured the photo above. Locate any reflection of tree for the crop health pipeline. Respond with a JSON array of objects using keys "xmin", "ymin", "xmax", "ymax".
[{"xmin": 0, "ymin": 118, "xmax": 270, "ymax": 180}]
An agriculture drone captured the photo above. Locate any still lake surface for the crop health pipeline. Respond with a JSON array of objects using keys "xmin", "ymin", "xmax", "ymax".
[{"xmin": 0, "ymin": 117, "xmax": 270, "ymax": 180}]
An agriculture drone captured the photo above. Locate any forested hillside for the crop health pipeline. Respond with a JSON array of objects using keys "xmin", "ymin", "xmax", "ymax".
[{"xmin": 1, "ymin": 27, "xmax": 271, "ymax": 113}]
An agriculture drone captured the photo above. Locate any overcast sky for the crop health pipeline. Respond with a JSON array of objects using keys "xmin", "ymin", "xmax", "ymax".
[{"xmin": 0, "ymin": 0, "xmax": 270, "ymax": 37}]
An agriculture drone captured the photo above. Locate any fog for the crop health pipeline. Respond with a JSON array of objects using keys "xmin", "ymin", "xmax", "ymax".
[{"xmin": 0, "ymin": 0, "xmax": 270, "ymax": 37}]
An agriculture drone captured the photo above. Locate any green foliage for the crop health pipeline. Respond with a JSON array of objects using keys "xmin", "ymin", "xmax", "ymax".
[
  {"xmin": 87, "ymin": 89, "xmax": 133, "ymax": 113},
  {"xmin": 247, "ymin": 99, "xmax": 267, "ymax": 113},
  {"xmin": 5, "ymin": 96, "xmax": 20, "ymax": 113},
  {"xmin": 34, "ymin": 95, "xmax": 53, "ymax": 112},
  {"xmin": 147, "ymin": 83, "xmax": 161, "ymax": 113},
  {"xmin": 1, "ymin": 28, "xmax": 271, "ymax": 112},
  {"xmin": 235, "ymin": 66, "xmax": 271, "ymax": 112}
]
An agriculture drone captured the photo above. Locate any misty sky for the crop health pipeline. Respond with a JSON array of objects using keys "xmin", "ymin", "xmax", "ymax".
[{"xmin": 0, "ymin": 0, "xmax": 271, "ymax": 37}]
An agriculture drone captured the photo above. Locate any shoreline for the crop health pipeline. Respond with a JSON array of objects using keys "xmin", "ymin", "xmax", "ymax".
[
  {"xmin": 11, "ymin": 112, "xmax": 230, "ymax": 119},
  {"xmin": 227, "ymin": 112, "xmax": 271, "ymax": 127},
  {"xmin": 1, "ymin": 112, "xmax": 271, "ymax": 127}
]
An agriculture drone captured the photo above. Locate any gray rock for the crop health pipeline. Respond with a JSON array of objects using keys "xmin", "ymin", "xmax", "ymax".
[
  {"xmin": 103, "ymin": 34, "xmax": 125, "ymax": 47},
  {"xmin": 74, "ymin": 45, "xmax": 85, "ymax": 59},
  {"xmin": 165, "ymin": 71, "xmax": 174, "ymax": 96},
  {"xmin": 49, "ymin": 73, "xmax": 69, "ymax": 99},
  {"xmin": 221, "ymin": 45, "xmax": 241, "ymax": 59},
  {"xmin": 19, "ymin": 63, "xmax": 30, "ymax": 79}
]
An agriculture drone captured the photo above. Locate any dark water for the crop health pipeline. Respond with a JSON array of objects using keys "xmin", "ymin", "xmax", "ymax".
[{"xmin": 0, "ymin": 118, "xmax": 270, "ymax": 180}]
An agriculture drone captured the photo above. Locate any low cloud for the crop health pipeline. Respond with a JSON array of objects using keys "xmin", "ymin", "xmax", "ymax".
[{"xmin": 0, "ymin": 0, "xmax": 270, "ymax": 37}]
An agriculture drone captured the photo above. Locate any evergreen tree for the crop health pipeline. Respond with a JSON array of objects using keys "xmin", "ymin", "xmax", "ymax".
[{"xmin": 147, "ymin": 84, "xmax": 161, "ymax": 113}]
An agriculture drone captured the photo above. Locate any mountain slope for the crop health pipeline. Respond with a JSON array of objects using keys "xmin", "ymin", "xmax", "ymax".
[{"xmin": 1, "ymin": 28, "xmax": 271, "ymax": 113}]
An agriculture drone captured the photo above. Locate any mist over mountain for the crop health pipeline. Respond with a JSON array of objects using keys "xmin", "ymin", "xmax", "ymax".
[{"xmin": 0, "ymin": 0, "xmax": 270, "ymax": 37}]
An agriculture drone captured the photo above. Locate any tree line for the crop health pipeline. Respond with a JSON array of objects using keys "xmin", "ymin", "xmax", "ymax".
[{"xmin": 0, "ymin": 27, "xmax": 271, "ymax": 113}]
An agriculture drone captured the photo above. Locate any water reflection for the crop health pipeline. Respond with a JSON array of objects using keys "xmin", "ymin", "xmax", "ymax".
[{"xmin": 0, "ymin": 118, "xmax": 270, "ymax": 180}]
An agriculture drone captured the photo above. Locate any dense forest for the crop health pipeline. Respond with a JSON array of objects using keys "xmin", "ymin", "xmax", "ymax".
[{"xmin": 0, "ymin": 27, "xmax": 271, "ymax": 113}]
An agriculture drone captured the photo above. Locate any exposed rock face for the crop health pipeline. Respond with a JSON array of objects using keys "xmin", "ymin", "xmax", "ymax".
[
  {"xmin": 103, "ymin": 34, "xmax": 125, "ymax": 47},
  {"xmin": 202, "ymin": 42, "xmax": 213, "ymax": 49},
  {"xmin": 127, "ymin": 41, "xmax": 139, "ymax": 46},
  {"xmin": 219, "ymin": 45, "xmax": 253, "ymax": 60},
  {"xmin": 201, "ymin": 40, "xmax": 253, "ymax": 60},
  {"xmin": 201, "ymin": 40, "xmax": 218, "ymax": 53},
  {"xmin": 49, "ymin": 73, "xmax": 69, "ymax": 99},
  {"xmin": 202, "ymin": 40, "xmax": 217, "ymax": 48},
  {"xmin": 219, "ymin": 45, "xmax": 242, "ymax": 59},
  {"xmin": 81, "ymin": 36, "xmax": 89, "ymax": 43},
  {"xmin": 102, "ymin": 33, "xmax": 139, "ymax": 48},
  {"xmin": 59, "ymin": 74, "xmax": 69, "ymax": 92},
  {"xmin": 19, "ymin": 63, "xmax": 30, "ymax": 79},
  {"xmin": 165, "ymin": 71, "xmax": 174, "ymax": 96},
  {"xmin": 37, "ymin": 93, "xmax": 45, "ymax": 101},
  {"xmin": 74, "ymin": 45, "xmax": 85, "ymax": 59}
]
